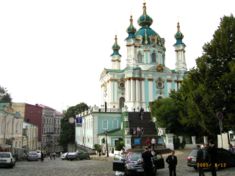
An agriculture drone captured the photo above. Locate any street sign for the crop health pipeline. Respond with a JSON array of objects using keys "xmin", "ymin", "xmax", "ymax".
[{"xmin": 216, "ymin": 112, "xmax": 223, "ymax": 120}]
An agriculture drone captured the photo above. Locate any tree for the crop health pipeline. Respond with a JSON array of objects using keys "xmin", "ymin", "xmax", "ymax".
[
  {"xmin": 60, "ymin": 102, "xmax": 88, "ymax": 151},
  {"xmin": 174, "ymin": 15, "xmax": 235, "ymax": 136},
  {"xmin": 151, "ymin": 98, "xmax": 187, "ymax": 135},
  {"xmin": 0, "ymin": 86, "xmax": 12, "ymax": 103}
]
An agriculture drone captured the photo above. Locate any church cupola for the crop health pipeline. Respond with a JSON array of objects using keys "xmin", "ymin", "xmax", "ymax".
[
  {"xmin": 174, "ymin": 22, "xmax": 185, "ymax": 46},
  {"xmin": 174, "ymin": 22, "xmax": 187, "ymax": 72},
  {"xmin": 137, "ymin": 3, "xmax": 153, "ymax": 27},
  {"xmin": 111, "ymin": 35, "xmax": 121, "ymax": 69},
  {"xmin": 126, "ymin": 16, "xmax": 136, "ymax": 40}
]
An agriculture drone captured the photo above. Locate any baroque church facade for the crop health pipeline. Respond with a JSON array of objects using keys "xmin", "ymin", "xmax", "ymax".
[
  {"xmin": 75, "ymin": 3, "xmax": 187, "ymax": 150},
  {"xmin": 100, "ymin": 3, "xmax": 187, "ymax": 112}
]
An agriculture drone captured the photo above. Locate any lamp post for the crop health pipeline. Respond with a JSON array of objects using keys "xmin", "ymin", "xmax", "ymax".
[
  {"xmin": 216, "ymin": 111, "xmax": 223, "ymax": 148},
  {"xmin": 104, "ymin": 130, "xmax": 109, "ymax": 157},
  {"xmin": 69, "ymin": 117, "xmax": 76, "ymax": 151}
]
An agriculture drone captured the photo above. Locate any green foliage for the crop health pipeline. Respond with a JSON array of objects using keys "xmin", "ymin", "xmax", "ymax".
[
  {"xmin": 101, "ymin": 138, "xmax": 105, "ymax": 144},
  {"xmin": 173, "ymin": 137, "xmax": 180, "ymax": 149},
  {"xmin": 115, "ymin": 138, "xmax": 124, "ymax": 151},
  {"xmin": 151, "ymin": 98, "xmax": 186, "ymax": 135},
  {"xmin": 151, "ymin": 15, "xmax": 235, "ymax": 138},
  {"xmin": 59, "ymin": 103, "xmax": 88, "ymax": 149},
  {"xmin": 94, "ymin": 144, "xmax": 102, "ymax": 155},
  {"xmin": 0, "ymin": 86, "xmax": 12, "ymax": 103},
  {"xmin": 173, "ymin": 15, "xmax": 235, "ymax": 137}
]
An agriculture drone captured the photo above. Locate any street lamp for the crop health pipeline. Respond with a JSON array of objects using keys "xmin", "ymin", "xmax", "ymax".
[
  {"xmin": 69, "ymin": 117, "xmax": 76, "ymax": 151},
  {"xmin": 104, "ymin": 130, "xmax": 109, "ymax": 157},
  {"xmin": 216, "ymin": 111, "xmax": 223, "ymax": 148}
]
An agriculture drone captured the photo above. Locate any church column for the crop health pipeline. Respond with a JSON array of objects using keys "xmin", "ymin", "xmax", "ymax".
[
  {"xmin": 148, "ymin": 79, "xmax": 153, "ymax": 102},
  {"xmin": 141, "ymin": 79, "xmax": 145, "ymax": 103},
  {"xmin": 125, "ymin": 79, "xmax": 128, "ymax": 102},
  {"xmin": 114, "ymin": 81, "xmax": 118, "ymax": 103},
  {"xmin": 128, "ymin": 79, "xmax": 131, "ymax": 102},
  {"xmin": 136, "ymin": 79, "xmax": 140, "ymax": 104}
]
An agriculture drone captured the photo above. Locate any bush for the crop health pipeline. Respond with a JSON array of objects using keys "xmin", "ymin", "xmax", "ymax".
[
  {"xmin": 94, "ymin": 144, "xmax": 102, "ymax": 156},
  {"xmin": 115, "ymin": 139, "xmax": 124, "ymax": 151},
  {"xmin": 173, "ymin": 137, "xmax": 180, "ymax": 149}
]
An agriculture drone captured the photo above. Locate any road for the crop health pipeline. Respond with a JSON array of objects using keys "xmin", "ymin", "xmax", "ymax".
[{"xmin": 0, "ymin": 150, "xmax": 235, "ymax": 176}]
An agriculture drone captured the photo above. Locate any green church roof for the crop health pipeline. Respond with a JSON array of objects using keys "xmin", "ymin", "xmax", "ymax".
[
  {"xmin": 111, "ymin": 35, "xmax": 121, "ymax": 57},
  {"xmin": 174, "ymin": 22, "xmax": 186, "ymax": 46},
  {"xmin": 126, "ymin": 16, "xmax": 136, "ymax": 39},
  {"xmin": 137, "ymin": 3, "xmax": 153, "ymax": 27}
]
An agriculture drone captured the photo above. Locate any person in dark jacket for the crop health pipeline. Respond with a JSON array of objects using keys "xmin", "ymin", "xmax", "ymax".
[
  {"xmin": 166, "ymin": 150, "xmax": 177, "ymax": 176},
  {"xmin": 208, "ymin": 140, "xmax": 217, "ymax": 176},
  {"xmin": 196, "ymin": 145, "xmax": 205, "ymax": 176},
  {"xmin": 40, "ymin": 152, "xmax": 44, "ymax": 162},
  {"xmin": 142, "ymin": 146, "xmax": 154, "ymax": 176}
]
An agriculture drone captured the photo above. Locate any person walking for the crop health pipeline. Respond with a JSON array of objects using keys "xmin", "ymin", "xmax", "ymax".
[
  {"xmin": 40, "ymin": 151, "xmax": 44, "ymax": 162},
  {"xmin": 208, "ymin": 140, "xmax": 217, "ymax": 176},
  {"xmin": 166, "ymin": 150, "xmax": 177, "ymax": 176},
  {"xmin": 196, "ymin": 145, "xmax": 205, "ymax": 176},
  {"xmin": 142, "ymin": 146, "xmax": 154, "ymax": 176}
]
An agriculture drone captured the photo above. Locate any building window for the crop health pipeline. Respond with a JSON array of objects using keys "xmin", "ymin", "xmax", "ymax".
[
  {"xmin": 102, "ymin": 120, "xmax": 108, "ymax": 130},
  {"xmin": 151, "ymin": 52, "xmax": 156, "ymax": 63},
  {"xmin": 113, "ymin": 120, "xmax": 118, "ymax": 129},
  {"xmin": 137, "ymin": 51, "xmax": 143, "ymax": 63}
]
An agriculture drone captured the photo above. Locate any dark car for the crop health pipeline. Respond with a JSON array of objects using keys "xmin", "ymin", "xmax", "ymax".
[
  {"xmin": 187, "ymin": 148, "xmax": 235, "ymax": 170},
  {"xmin": 77, "ymin": 151, "xmax": 90, "ymax": 160},
  {"xmin": 66, "ymin": 151, "xmax": 90, "ymax": 160},
  {"xmin": 66, "ymin": 152, "xmax": 79, "ymax": 160},
  {"xmin": 113, "ymin": 150, "xmax": 164, "ymax": 176}
]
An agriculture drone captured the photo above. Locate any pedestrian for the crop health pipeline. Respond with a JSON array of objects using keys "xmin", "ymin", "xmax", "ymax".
[
  {"xmin": 40, "ymin": 151, "xmax": 44, "ymax": 162},
  {"xmin": 229, "ymin": 143, "xmax": 235, "ymax": 153},
  {"xmin": 151, "ymin": 137, "xmax": 156, "ymax": 150},
  {"xmin": 208, "ymin": 140, "xmax": 217, "ymax": 176},
  {"xmin": 196, "ymin": 145, "xmax": 205, "ymax": 176},
  {"xmin": 166, "ymin": 150, "xmax": 177, "ymax": 176},
  {"xmin": 53, "ymin": 152, "xmax": 56, "ymax": 160},
  {"xmin": 142, "ymin": 146, "xmax": 154, "ymax": 176}
]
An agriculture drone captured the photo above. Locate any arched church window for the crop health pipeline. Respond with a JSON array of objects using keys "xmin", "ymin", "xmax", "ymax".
[
  {"xmin": 119, "ymin": 97, "xmax": 125, "ymax": 110},
  {"xmin": 137, "ymin": 52, "xmax": 143, "ymax": 63},
  {"xmin": 151, "ymin": 52, "xmax": 156, "ymax": 63}
]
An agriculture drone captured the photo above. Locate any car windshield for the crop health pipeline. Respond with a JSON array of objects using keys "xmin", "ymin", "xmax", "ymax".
[
  {"xmin": 189, "ymin": 149, "xmax": 198, "ymax": 156},
  {"xmin": 0, "ymin": 153, "xmax": 10, "ymax": 158},
  {"xmin": 128, "ymin": 152, "xmax": 141, "ymax": 161},
  {"xmin": 29, "ymin": 152, "xmax": 37, "ymax": 155}
]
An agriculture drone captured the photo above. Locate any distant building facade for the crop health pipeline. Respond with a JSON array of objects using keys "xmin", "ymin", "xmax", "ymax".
[
  {"xmin": 0, "ymin": 103, "xmax": 23, "ymax": 151},
  {"xmin": 22, "ymin": 122, "xmax": 38, "ymax": 151}
]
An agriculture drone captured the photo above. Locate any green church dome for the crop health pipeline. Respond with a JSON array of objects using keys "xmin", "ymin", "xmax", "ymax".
[
  {"xmin": 137, "ymin": 3, "xmax": 153, "ymax": 27},
  {"xmin": 174, "ymin": 22, "xmax": 186, "ymax": 46},
  {"xmin": 126, "ymin": 16, "xmax": 136, "ymax": 39},
  {"xmin": 111, "ymin": 35, "xmax": 121, "ymax": 56}
]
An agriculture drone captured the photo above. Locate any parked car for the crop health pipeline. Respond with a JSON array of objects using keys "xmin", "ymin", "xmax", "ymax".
[
  {"xmin": 36, "ymin": 150, "xmax": 42, "ymax": 159},
  {"xmin": 66, "ymin": 152, "xmax": 79, "ymax": 160},
  {"xmin": 27, "ymin": 151, "xmax": 39, "ymax": 161},
  {"xmin": 77, "ymin": 151, "xmax": 90, "ymax": 160},
  {"xmin": 60, "ymin": 152, "xmax": 68, "ymax": 160},
  {"xmin": 187, "ymin": 148, "xmax": 235, "ymax": 170},
  {"xmin": 0, "ymin": 152, "xmax": 16, "ymax": 168},
  {"xmin": 65, "ymin": 151, "xmax": 90, "ymax": 160},
  {"xmin": 113, "ymin": 150, "xmax": 164, "ymax": 176}
]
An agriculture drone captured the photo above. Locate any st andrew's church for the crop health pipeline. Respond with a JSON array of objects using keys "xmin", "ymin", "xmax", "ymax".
[{"xmin": 75, "ymin": 3, "xmax": 187, "ymax": 151}]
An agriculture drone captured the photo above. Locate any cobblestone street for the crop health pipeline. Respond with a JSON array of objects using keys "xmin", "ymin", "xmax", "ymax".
[{"xmin": 0, "ymin": 150, "xmax": 235, "ymax": 176}]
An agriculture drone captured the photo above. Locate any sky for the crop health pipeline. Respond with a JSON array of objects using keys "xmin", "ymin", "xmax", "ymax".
[{"xmin": 0, "ymin": 0, "xmax": 234, "ymax": 112}]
